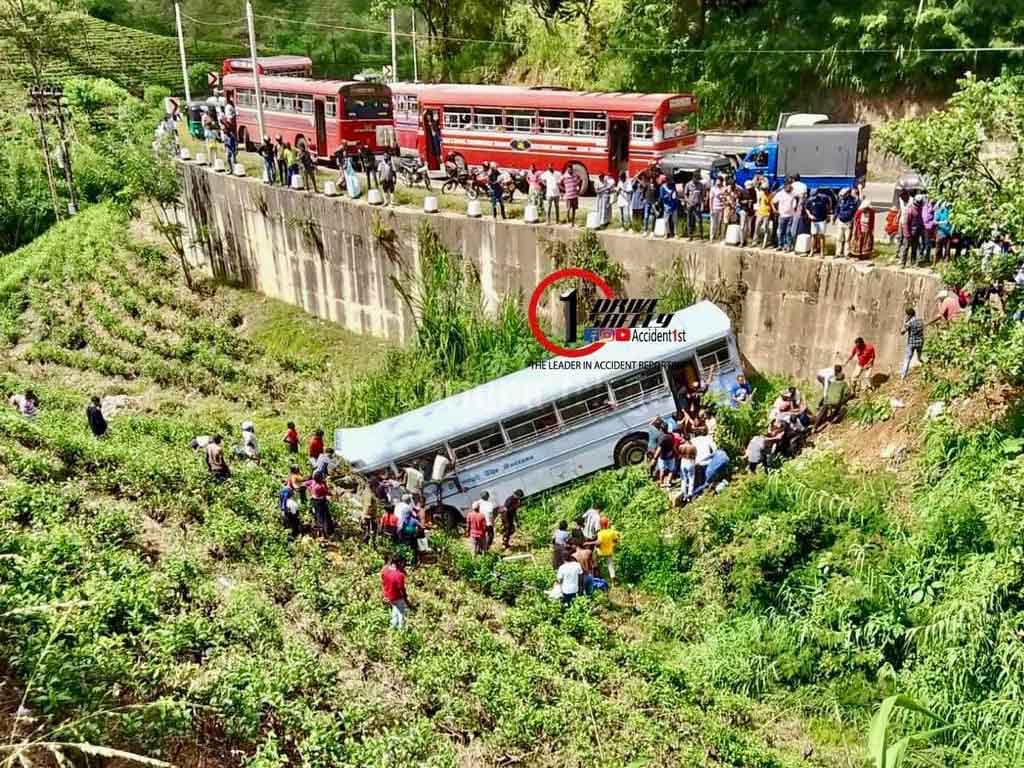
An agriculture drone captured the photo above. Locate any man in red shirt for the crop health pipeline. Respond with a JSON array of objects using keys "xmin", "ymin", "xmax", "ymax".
[
  {"xmin": 380, "ymin": 554, "xmax": 412, "ymax": 629},
  {"xmin": 308, "ymin": 428, "xmax": 324, "ymax": 460},
  {"xmin": 844, "ymin": 336, "xmax": 876, "ymax": 395},
  {"xmin": 283, "ymin": 421, "xmax": 300, "ymax": 454},
  {"xmin": 466, "ymin": 505, "xmax": 488, "ymax": 556}
]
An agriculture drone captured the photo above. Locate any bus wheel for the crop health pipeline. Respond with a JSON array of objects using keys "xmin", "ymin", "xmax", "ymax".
[
  {"xmin": 614, "ymin": 434, "xmax": 649, "ymax": 467},
  {"xmin": 238, "ymin": 127, "xmax": 252, "ymax": 152},
  {"xmin": 569, "ymin": 162, "xmax": 590, "ymax": 195},
  {"xmin": 440, "ymin": 505, "xmax": 463, "ymax": 533}
]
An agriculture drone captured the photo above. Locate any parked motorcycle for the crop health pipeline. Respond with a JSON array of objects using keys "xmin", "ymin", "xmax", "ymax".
[
  {"xmin": 441, "ymin": 164, "xmax": 489, "ymax": 199},
  {"xmin": 398, "ymin": 156, "xmax": 432, "ymax": 190}
]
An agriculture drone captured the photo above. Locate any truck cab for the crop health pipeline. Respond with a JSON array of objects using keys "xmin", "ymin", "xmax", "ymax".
[{"xmin": 734, "ymin": 142, "xmax": 778, "ymax": 188}]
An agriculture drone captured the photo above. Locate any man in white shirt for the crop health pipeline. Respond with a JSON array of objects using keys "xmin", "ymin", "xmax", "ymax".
[
  {"xmin": 692, "ymin": 433, "xmax": 716, "ymax": 465},
  {"xmin": 472, "ymin": 491, "xmax": 496, "ymax": 550},
  {"xmin": 394, "ymin": 493, "xmax": 414, "ymax": 530},
  {"xmin": 556, "ymin": 551, "xmax": 584, "ymax": 605},
  {"xmin": 817, "ymin": 364, "xmax": 842, "ymax": 400},
  {"xmin": 540, "ymin": 164, "xmax": 562, "ymax": 224},
  {"xmin": 582, "ymin": 507, "xmax": 602, "ymax": 540}
]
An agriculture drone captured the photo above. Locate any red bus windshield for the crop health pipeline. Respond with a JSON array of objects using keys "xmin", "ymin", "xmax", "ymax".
[{"xmin": 342, "ymin": 84, "xmax": 392, "ymax": 120}]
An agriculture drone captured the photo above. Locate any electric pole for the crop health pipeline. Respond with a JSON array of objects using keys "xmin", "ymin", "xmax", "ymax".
[
  {"xmin": 245, "ymin": 0, "xmax": 266, "ymax": 139},
  {"xmin": 390, "ymin": 10, "xmax": 398, "ymax": 83},
  {"xmin": 174, "ymin": 2, "xmax": 192, "ymax": 106},
  {"xmin": 411, "ymin": 11, "xmax": 418, "ymax": 82}
]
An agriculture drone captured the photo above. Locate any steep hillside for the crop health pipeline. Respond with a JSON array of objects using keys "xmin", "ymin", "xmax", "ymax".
[
  {"xmin": 0, "ymin": 206, "xmax": 818, "ymax": 768},
  {"xmin": 0, "ymin": 14, "xmax": 245, "ymax": 95}
]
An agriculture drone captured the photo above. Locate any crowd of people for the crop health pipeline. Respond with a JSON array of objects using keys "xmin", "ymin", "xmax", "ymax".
[{"xmin": 549, "ymin": 508, "xmax": 621, "ymax": 604}]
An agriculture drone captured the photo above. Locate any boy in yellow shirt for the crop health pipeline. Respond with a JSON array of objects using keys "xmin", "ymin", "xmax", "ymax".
[{"xmin": 595, "ymin": 517, "xmax": 621, "ymax": 582}]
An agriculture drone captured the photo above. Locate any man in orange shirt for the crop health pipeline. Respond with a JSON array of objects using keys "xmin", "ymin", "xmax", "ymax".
[
  {"xmin": 466, "ymin": 504, "xmax": 488, "ymax": 556},
  {"xmin": 380, "ymin": 554, "xmax": 412, "ymax": 629},
  {"xmin": 844, "ymin": 336, "xmax": 876, "ymax": 395}
]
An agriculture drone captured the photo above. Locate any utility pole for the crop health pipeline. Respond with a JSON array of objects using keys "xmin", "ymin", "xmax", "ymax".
[
  {"xmin": 49, "ymin": 88, "xmax": 77, "ymax": 215},
  {"xmin": 174, "ymin": 3, "xmax": 192, "ymax": 106},
  {"xmin": 26, "ymin": 92, "xmax": 61, "ymax": 221},
  {"xmin": 411, "ymin": 11, "xmax": 418, "ymax": 82},
  {"xmin": 245, "ymin": 0, "xmax": 266, "ymax": 140},
  {"xmin": 390, "ymin": 10, "xmax": 398, "ymax": 83}
]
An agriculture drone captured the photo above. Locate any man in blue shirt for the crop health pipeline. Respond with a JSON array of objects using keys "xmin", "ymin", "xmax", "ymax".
[
  {"xmin": 730, "ymin": 374, "xmax": 752, "ymax": 405},
  {"xmin": 658, "ymin": 180, "xmax": 679, "ymax": 238}
]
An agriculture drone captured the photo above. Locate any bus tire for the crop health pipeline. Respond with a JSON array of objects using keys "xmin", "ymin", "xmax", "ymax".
[
  {"xmin": 569, "ymin": 162, "xmax": 590, "ymax": 195},
  {"xmin": 614, "ymin": 433, "xmax": 649, "ymax": 468},
  {"xmin": 238, "ymin": 127, "xmax": 251, "ymax": 152},
  {"xmin": 440, "ymin": 504, "xmax": 464, "ymax": 533}
]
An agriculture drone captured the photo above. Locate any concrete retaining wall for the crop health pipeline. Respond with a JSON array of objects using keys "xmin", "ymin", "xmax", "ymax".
[{"xmin": 181, "ymin": 164, "xmax": 941, "ymax": 381}]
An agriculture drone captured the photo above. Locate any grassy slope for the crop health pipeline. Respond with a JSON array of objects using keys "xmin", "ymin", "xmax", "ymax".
[
  {"xmin": 0, "ymin": 205, "xmax": 817, "ymax": 767},
  {"xmin": 0, "ymin": 14, "xmax": 246, "ymax": 95}
]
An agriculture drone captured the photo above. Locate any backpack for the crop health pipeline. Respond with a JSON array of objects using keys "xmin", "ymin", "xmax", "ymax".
[
  {"xmin": 401, "ymin": 516, "xmax": 419, "ymax": 538},
  {"xmin": 884, "ymin": 208, "xmax": 899, "ymax": 237}
]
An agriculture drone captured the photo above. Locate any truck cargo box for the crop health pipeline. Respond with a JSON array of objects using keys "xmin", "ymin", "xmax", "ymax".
[{"xmin": 777, "ymin": 124, "xmax": 870, "ymax": 180}]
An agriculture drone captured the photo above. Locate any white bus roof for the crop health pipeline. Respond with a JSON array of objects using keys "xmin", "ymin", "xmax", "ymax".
[{"xmin": 334, "ymin": 300, "xmax": 731, "ymax": 470}]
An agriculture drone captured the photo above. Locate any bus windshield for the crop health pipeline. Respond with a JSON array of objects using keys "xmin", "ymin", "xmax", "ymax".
[
  {"xmin": 342, "ymin": 85, "xmax": 392, "ymax": 119},
  {"xmin": 663, "ymin": 108, "xmax": 694, "ymax": 139}
]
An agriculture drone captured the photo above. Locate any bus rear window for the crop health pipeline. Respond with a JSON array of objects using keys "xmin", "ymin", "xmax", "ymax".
[
  {"xmin": 342, "ymin": 85, "xmax": 392, "ymax": 119},
  {"xmin": 697, "ymin": 339, "xmax": 733, "ymax": 372},
  {"xmin": 663, "ymin": 108, "xmax": 693, "ymax": 139}
]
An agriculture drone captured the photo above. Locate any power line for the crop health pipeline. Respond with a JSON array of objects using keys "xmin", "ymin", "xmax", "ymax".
[{"xmin": 180, "ymin": 12, "xmax": 246, "ymax": 27}]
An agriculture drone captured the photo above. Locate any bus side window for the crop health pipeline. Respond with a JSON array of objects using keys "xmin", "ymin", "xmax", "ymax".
[
  {"xmin": 610, "ymin": 368, "xmax": 665, "ymax": 407},
  {"xmin": 450, "ymin": 425, "xmax": 505, "ymax": 464},
  {"xmin": 556, "ymin": 385, "xmax": 612, "ymax": 428},
  {"xmin": 504, "ymin": 405, "xmax": 559, "ymax": 445}
]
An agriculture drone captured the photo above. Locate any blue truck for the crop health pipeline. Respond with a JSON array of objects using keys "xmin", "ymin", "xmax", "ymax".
[{"xmin": 732, "ymin": 124, "xmax": 871, "ymax": 196}]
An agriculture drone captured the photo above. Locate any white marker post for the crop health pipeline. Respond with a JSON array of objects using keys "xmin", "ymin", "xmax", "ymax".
[
  {"xmin": 245, "ymin": 0, "xmax": 266, "ymax": 141},
  {"xmin": 411, "ymin": 12, "xmax": 419, "ymax": 82}
]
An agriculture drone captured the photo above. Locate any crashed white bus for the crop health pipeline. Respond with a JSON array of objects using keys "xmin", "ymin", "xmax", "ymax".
[{"xmin": 334, "ymin": 301, "xmax": 742, "ymax": 517}]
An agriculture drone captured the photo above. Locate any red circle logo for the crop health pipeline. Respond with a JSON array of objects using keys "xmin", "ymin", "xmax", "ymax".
[{"xmin": 527, "ymin": 268, "xmax": 615, "ymax": 358}]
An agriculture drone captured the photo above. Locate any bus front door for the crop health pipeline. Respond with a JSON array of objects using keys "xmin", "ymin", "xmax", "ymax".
[
  {"xmin": 667, "ymin": 359, "xmax": 700, "ymax": 411},
  {"xmin": 609, "ymin": 119, "xmax": 630, "ymax": 174},
  {"xmin": 314, "ymin": 100, "xmax": 327, "ymax": 158}
]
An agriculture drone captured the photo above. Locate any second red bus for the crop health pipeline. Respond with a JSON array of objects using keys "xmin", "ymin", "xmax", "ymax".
[{"xmin": 392, "ymin": 83, "xmax": 698, "ymax": 191}]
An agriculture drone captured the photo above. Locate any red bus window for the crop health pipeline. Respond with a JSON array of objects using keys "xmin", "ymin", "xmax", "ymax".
[
  {"xmin": 631, "ymin": 115, "xmax": 654, "ymax": 141},
  {"xmin": 539, "ymin": 110, "xmax": 570, "ymax": 135},
  {"xmin": 572, "ymin": 111, "xmax": 607, "ymax": 137},
  {"xmin": 473, "ymin": 108, "xmax": 503, "ymax": 131},
  {"xmin": 505, "ymin": 109, "xmax": 536, "ymax": 133},
  {"xmin": 443, "ymin": 107, "xmax": 473, "ymax": 130}
]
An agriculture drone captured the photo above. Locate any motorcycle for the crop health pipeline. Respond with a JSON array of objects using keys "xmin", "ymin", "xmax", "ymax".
[
  {"xmin": 441, "ymin": 163, "xmax": 489, "ymax": 199},
  {"xmin": 500, "ymin": 169, "xmax": 529, "ymax": 203},
  {"xmin": 398, "ymin": 156, "xmax": 432, "ymax": 190}
]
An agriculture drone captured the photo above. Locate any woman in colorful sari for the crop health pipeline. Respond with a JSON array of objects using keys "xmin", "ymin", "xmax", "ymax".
[{"xmin": 850, "ymin": 199, "xmax": 875, "ymax": 259}]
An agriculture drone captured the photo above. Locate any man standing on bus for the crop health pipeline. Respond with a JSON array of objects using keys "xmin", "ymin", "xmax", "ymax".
[{"xmin": 541, "ymin": 165, "xmax": 562, "ymax": 224}]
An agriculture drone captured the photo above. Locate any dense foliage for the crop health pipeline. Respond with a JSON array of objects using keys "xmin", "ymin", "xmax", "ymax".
[
  {"xmin": 879, "ymin": 74, "xmax": 1024, "ymax": 397},
  {"xmin": 88, "ymin": 0, "xmax": 1024, "ymax": 125}
]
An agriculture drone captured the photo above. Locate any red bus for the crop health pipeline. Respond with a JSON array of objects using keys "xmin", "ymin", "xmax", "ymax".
[
  {"xmin": 223, "ymin": 74, "xmax": 394, "ymax": 161},
  {"xmin": 221, "ymin": 55, "xmax": 313, "ymax": 78},
  {"xmin": 391, "ymin": 83, "xmax": 698, "ymax": 191}
]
